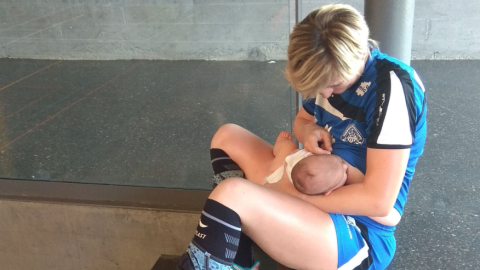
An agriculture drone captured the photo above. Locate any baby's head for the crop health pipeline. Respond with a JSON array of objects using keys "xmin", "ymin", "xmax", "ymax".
[{"xmin": 291, "ymin": 154, "xmax": 348, "ymax": 195}]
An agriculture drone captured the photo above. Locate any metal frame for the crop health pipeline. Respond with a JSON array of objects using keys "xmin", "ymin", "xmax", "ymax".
[
  {"xmin": 294, "ymin": 0, "xmax": 302, "ymax": 116},
  {"xmin": 294, "ymin": 0, "xmax": 303, "ymax": 149}
]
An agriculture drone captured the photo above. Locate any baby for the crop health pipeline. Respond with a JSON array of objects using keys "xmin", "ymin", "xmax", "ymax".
[
  {"xmin": 265, "ymin": 132, "xmax": 364, "ymax": 195},
  {"xmin": 265, "ymin": 131, "xmax": 401, "ymax": 225}
]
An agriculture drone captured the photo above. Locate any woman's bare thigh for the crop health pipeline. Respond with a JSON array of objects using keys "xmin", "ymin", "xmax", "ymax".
[
  {"xmin": 211, "ymin": 124, "xmax": 275, "ymax": 184},
  {"xmin": 210, "ymin": 178, "xmax": 338, "ymax": 270}
]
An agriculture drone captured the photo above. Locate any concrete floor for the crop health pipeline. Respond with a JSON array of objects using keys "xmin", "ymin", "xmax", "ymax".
[{"xmin": 0, "ymin": 59, "xmax": 478, "ymax": 269}]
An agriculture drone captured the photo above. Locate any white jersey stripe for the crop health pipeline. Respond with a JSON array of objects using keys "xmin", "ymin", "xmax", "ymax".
[
  {"xmin": 315, "ymin": 94, "xmax": 348, "ymax": 120},
  {"xmin": 413, "ymin": 70, "xmax": 425, "ymax": 92},
  {"xmin": 377, "ymin": 71, "xmax": 412, "ymax": 145}
]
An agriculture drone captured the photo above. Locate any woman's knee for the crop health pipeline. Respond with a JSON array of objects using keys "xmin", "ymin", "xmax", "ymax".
[
  {"xmin": 211, "ymin": 123, "xmax": 243, "ymax": 148},
  {"xmin": 209, "ymin": 177, "xmax": 250, "ymax": 207}
]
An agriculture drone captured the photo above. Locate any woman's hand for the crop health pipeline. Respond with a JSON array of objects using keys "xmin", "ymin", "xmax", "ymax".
[
  {"xmin": 293, "ymin": 107, "xmax": 333, "ymax": 154},
  {"xmin": 301, "ymin": 122, "xmax": 333, "ymax": 154}
]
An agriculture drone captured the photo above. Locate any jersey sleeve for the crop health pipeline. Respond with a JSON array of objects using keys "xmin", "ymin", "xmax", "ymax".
[
  {"xmin": 302, "ymin": 98, "xmax": 316, "ymax": 115},
  {"xmin": 367, "ymin": 68, "xmax": 418, "ymax": 149}
]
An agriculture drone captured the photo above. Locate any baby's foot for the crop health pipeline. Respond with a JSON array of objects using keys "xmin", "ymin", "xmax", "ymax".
[{"xmin": 275, "ymin": 131, "xmax": 293, "ymax": 145}]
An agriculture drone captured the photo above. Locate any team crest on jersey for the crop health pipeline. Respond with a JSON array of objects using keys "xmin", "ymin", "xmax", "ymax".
[
  {"xmin": 340, "ymin": 124, "xmax": 364, "ymax": 145},
  {"xmin": 355, "ymin": 81, "xmax": 371, "ymax": 96}
]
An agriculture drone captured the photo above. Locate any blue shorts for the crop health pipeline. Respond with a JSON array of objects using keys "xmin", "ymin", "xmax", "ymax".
[{"xmin": 329, "ymin": 214, "xmax": 396, "ymax": 270}]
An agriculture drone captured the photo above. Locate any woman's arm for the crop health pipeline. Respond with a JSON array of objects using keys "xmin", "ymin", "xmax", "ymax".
[
  {"xmin": 344, "ymin": 163, "xmax": 364, "ymax": 185},
  {"xmin": 293, "ymin": 107, "xmax": 332, "ymax": 154},
  {"xmin": 300, "ymin": 147, "xmax": 410, "ymax": 216},
  {"xmin": 269, "ymin": 147, "xmax": 409, "ymax": 217}
]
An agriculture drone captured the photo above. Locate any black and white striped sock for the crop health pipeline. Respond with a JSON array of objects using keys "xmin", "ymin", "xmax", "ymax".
[
  {"xmin": 192, "ymin": 199, "xmax": 241, "ymax": 265},
  {"xmin": 209, "ymin": 149, "xmax": 254, "ymax": 268},
  {"xmin": 210, "ymin": 148, "xmax": 245, "ymax": 187}
]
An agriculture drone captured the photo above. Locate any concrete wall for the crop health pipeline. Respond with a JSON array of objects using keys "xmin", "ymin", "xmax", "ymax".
[
  {"xmin": 0, "ymin": 199, "xmax": 198, "ymax": 269},
  {"xmin": 0, "ymin": 0, "xmax": 295, "ymax": 60},
  {"xmin": 0, "ymin": 0, "xmax": 478, "ymax": 60}
]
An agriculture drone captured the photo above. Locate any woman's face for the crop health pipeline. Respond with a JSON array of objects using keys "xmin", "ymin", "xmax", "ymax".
[{"xmin": 319, "ymin": 56, "xmax": 367, "ymax": 98}]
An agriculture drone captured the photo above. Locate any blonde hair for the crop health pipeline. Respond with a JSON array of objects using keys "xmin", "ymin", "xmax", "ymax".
[{"xmin": 285, "ymin": 4, "xmax": 377, "ymax": 99}]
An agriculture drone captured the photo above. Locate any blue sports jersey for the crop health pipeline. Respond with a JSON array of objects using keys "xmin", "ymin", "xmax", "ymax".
[{"xmin": 303, "ymin": 48, "xmax": 427, "ymax": 216}]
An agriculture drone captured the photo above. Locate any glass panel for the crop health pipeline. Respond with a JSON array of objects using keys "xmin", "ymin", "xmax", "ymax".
[{"xmin": 0, "ymin": 0, "xmax": 296, "ymax": 190}]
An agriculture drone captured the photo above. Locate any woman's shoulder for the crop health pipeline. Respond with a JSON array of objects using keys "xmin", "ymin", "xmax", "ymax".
[
  {"xmin": 364, "ymin": 50, "xmax": 424, "ymax": 100},
  {"xmin": 371, "ymin": 49, "xmax": 420, "ymax": 83}
]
